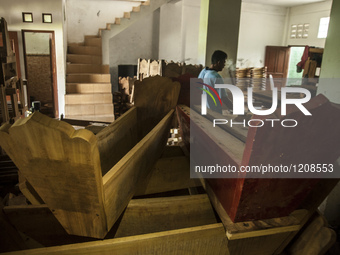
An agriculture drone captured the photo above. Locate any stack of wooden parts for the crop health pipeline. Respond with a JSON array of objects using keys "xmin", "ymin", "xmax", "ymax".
[
  {"xmin": 0, "ymin": 76, "xmax": 180, "ymax": 239},
  {"xmin": 250, "ymin": 66, "xmax": 267, "ymax": 90},
  {"xmin": 1, "ymin": 144, "xmax": 335, "ymax": 255},
  {"xmin": 66, "ymin": 36, "xmax": 114, "ymax": 122},
  {"xmin": 137, "ymin": 58, "xmax": 203, "ymax": 80}
]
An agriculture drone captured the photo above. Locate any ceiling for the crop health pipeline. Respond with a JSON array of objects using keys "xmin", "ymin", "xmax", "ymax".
[{"xmin": 242, "ymin": 0, "xmax": 329, "ymax": 7}]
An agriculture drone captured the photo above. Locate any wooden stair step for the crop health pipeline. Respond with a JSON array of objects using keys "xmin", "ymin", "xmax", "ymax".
[
  {"xmin": 84, "ymin": 36, "xmax": 102, "ymax": 47},
  {"xmin": 132, "ymin": 6, "xmax": 140, "ymax": 12},
  {"xmin": 124, "ymin": 12, "xmax": 131, "ymax": 19},
  {"xmin": 141, "ymin": 0, "xmax": 150, "ymax": 6},
  {"xmin": 65, "ymin": 103, "xmax": 114, "ymax": 116},
  {"xmin": 67, "ymin": 54, "xmax": 102, "ymax": 65},
  {"xmin": 68, "ymin": 45, "xmax": 102, "ymax": 56},
  {"xmin": 67, "ymin": 64, "xmax": 110, "ymax": 74},
  {"xmin": 66, "ymin": 83, "xmax": 112, "ymax": 94},
  {"xmin": 65, "ymin": 93, "xmax": 113, "ymax": 105},
  {"xmin": 66, "ymin": 74, "xmax": 111, "ymax": 83}
]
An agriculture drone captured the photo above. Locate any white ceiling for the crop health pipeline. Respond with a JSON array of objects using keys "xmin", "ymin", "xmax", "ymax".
[{"xmin": 242, "ymin": 0, "xmax": 329, "ymax": 7}]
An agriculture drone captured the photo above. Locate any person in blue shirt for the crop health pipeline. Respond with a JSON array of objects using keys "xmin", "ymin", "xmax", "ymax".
[{"xmin": 198, "ymin": 50, "xmax": 232, "ymax": 114}]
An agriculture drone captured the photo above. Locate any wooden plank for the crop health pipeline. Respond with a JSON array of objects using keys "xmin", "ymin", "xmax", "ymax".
[
  {"xmin": 96, "ymin": 107, "xmax": 139, "ymax": 175},
  {"xmin": 2, "ymin": 224, "xmax": 229, "ymax": 255},
  {"xmin": 135, "ymin": 156, "xmax": 201, "ymax": 196},
  {"xmin": 0, "ymin": 112, "xmax": 107, "ymax": 238},
  {"xmin": 134, "ymin": 76, "xmax": 181, "ymax": 138},
  {"xmin": 114, "ymin": 194, "xmax": 217, "ymax": 238},
  {"xmin": 103, "ymin": 109, "xmax": 175, "ymax": 230},
  {"xmin": 3, "ymin": 194, "xmax": 216, "ymax": 248}
]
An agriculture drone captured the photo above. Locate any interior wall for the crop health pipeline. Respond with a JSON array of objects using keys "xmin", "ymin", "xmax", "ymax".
[
  {"xmin": 109, "ymin": 9, "xmax": 160, "ymax": 92},
  {"xmin": 237, "ymin": 3, "xmax": 287, "ymax": 68},
  {"xmin": 159, "ymin": 0, "xmax": 201, "ymax": 64},
  {"xmin": 0, "ymin": 0, "xmax": 65, "ymax": 117},
  {"xmin": 159, "ymin": 1, "xmax": 183, "ymax": 63},
  {"xmin": 285, "ymin": 0, "xmax": 332, "ymax": 48},
  {"xmin": 66, "ymin": 0, "xmax": 140, "ymax": 43},
  {"xmin": 182, "ymin": 0, "xmax": 201, "ymax": 64}
]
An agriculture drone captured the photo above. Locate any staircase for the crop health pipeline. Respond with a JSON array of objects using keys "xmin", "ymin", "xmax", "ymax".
[
  {"xmin": 65, "ymin": 0, "xmax": 170, "ymax": 121},
  {"xmin": 66, "ymin": 36, "xmax": 114, "ymax": 122}
]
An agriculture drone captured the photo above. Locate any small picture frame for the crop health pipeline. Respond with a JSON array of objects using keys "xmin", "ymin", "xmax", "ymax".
[
  {"xmin": 22, "ymin": 12, "xmax": 33, "ymax": 23},
  {"xmin": 42, "ymin": 13, "xmax": 52, "ymax": 23}
]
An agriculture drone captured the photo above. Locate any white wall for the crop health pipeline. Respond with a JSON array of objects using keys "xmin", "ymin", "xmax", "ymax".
[
  {"xmin": 237, "ymin": 2, "xmax": 288, "ymax": 68},
  {"xmin": 0, "ymin": 0, "xmax": 66, "ymax": 117},
  {"xmin": 159, "ymin": 1, "xmax": 184, "ymax": 62},
  {"xmin": 285, "ymin": 0, "xmax": 332, "ymax": 48},
  {"xmin": 182, "ymin": 0, "xmax": 200, "ymax": 64},
  {"xmin": 159, "ymin": 0, "xmax": 201, "ymax": 64},
  {"xmin": 66, "ymin": 0, "xmax": 140, "ymax": 43},
  {"xmin": 109, "ymin": 9, "xmax": 160, "ymax": 92}
]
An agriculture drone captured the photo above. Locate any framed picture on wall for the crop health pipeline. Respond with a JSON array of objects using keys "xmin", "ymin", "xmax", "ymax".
[
  {"xmin": 42, "ymin": 13, "xmax": 52, "ymax": 23},
  {"xmin": 22, "ymin": 12, "xmax": 33, "ymax": 23}
]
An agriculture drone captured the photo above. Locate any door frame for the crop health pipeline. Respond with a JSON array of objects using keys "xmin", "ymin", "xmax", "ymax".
[{"xmin": 22, "ymin": 30, "xmax": 58, "ymax": 117}]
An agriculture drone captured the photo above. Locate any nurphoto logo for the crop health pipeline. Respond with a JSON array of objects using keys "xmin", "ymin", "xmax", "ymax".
[{"xmin": 199, "ymin": 82, "xmax": 312, "ymax": 128}]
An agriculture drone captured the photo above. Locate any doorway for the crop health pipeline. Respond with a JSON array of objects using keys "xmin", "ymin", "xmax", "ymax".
[
  {"xmin": 22, "ymin": 30, "xmax": 58, "ymax": 118},
  {"xmin": 286, "ymin": 46, "xmax": 305, "ymax": 86}
]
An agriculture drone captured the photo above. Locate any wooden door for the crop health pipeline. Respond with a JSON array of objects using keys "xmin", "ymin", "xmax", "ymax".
[{"xmin": 265, "ymin": 46, "xmax": 290, "ymax": 80}]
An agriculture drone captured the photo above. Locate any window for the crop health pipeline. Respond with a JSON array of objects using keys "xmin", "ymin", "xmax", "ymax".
[{"xmin": 318, "ymin": 17, "xmax": 330, "ymax": 38}]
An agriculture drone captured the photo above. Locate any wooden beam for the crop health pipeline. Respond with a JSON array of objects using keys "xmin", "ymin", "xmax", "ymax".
[
  {"xmin": 103, "ymin": 110, "xmax": 175, "ymax": 230},
  {"xmin": 3, "ymin": 224, "xmax": 229, "ymax": 255},
  {"xmin": 114, "ymin": 194, "xmax": 217, "ymax": 238},
  {"xmin": 3, "ymin": 194, "xmax": 216, "ymax": 248}
]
